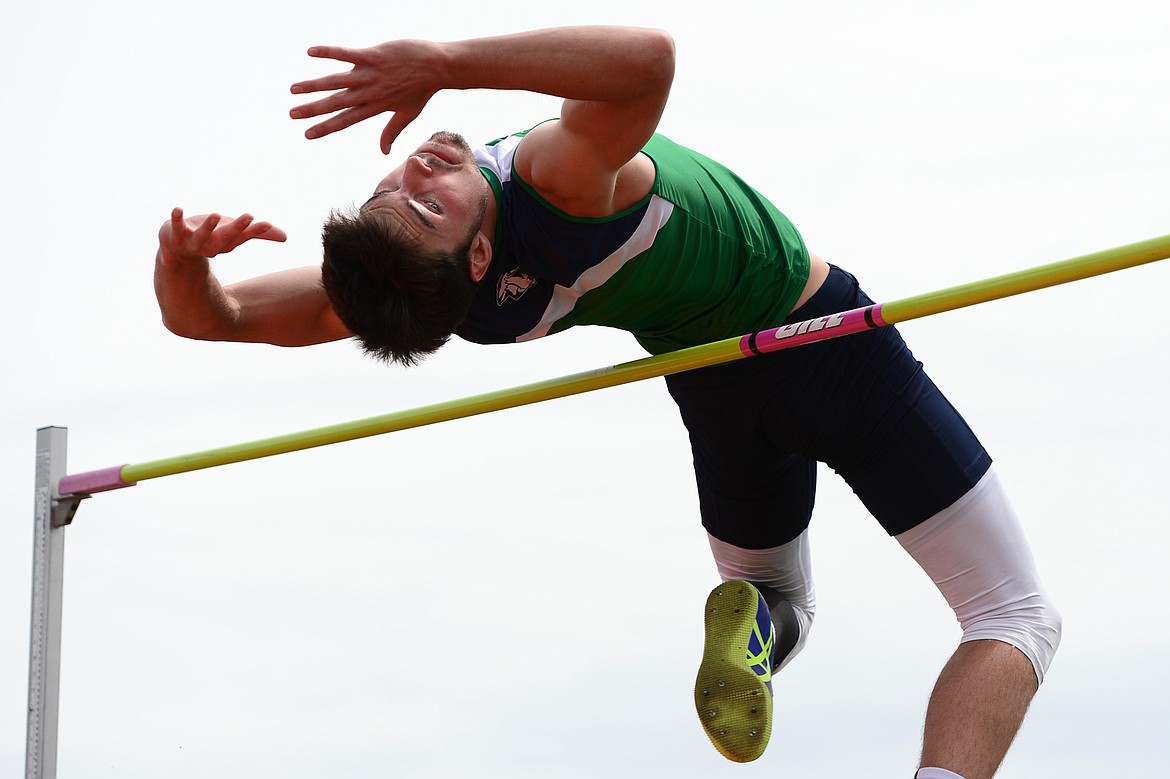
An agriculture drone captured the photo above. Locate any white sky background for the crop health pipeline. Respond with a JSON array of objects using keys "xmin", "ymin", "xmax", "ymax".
[{"xmin": 2, "ymin": 1, "xmax": 1168, "ymax": 776}]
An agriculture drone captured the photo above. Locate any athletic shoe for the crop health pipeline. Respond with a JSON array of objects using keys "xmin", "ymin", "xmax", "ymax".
[{"xmin": 694, "ymin": 580, "xmax": 775, "ymax": 762}]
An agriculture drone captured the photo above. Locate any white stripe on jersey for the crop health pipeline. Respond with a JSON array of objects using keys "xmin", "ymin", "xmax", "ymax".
[
  {"xmin": 474, "ymin": 134, "xmax": 522, "ymax": 184},
  {"xmin": 517, "ymin": 196, "xmax": 675, "ymax": 341}
]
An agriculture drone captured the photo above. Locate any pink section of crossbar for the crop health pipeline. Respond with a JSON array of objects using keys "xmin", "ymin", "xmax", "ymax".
[
  {"xmin": 57, "ymin": 465, "xmax": 136, "ymax": 496},
  {"xmin": 739, "ymin": 304, "xmax": 888, "ymax": 357}
]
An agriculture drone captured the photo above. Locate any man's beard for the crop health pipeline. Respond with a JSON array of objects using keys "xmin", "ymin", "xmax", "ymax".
[{"xmin": 428, "ymin": 130, "xmax": 475, "ymax": 165}]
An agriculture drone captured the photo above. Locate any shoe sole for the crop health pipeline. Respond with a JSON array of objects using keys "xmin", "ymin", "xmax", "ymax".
[{"xmin": 695, "ymin": 580, "xmax": 773, "ymax": 763}]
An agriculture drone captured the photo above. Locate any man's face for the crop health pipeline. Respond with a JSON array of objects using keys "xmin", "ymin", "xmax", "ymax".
[{"xmin": 360, "ymin": 131, "xmax": 488, "ymax": 255}]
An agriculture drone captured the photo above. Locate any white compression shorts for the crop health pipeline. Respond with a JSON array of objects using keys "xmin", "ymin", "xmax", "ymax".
[{"xmin": 707, "ymin": 467, "xmax": 1061, "ymax": 684}]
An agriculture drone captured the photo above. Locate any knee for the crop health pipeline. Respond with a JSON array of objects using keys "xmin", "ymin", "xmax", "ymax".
[{"xmin": 962, "ymin": 589, "xmax": 1062, "ymax": 685}]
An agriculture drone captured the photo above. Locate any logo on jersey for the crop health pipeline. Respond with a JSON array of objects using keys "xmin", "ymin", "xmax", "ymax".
[{"xmin": 497, "ymin": 268, "xmax": 539, "ymax": 306}]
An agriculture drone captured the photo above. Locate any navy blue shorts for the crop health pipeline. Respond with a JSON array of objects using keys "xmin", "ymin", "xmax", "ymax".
[{"xmin": 665, "ymin": 265, "xmax": 992, "ymax": 548}]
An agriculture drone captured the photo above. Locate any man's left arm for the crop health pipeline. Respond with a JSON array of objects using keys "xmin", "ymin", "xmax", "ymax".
[{"xmin": 289, "ymin": 26, "xmax": 675, "ymax": 205}]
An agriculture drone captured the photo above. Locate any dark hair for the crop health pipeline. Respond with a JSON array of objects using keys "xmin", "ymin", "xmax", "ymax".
[{"xmin": 320, "ymin": 208, "xmax": 479, "ymax": 366}]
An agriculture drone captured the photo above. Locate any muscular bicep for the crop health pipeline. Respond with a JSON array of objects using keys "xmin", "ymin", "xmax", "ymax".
[
  {"xmin": 518, "ymin": 33, "xmax": 674, "ymax": 212},
  {"xmin": 562, "ymin": 90, "xmax": 668, "ymax": 165},
  {"xmin": 224, "ymin": 266, "xmax": 353, "ymax": 347},
  {"xmin": 519, "ymin": 98, "xmax": 666, "ymax": 215}
]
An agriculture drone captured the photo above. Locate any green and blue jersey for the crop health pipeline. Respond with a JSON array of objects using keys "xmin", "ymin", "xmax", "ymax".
[{"xmin": 457, "ymin": 128, "xmax": 810, "ymax": 355}]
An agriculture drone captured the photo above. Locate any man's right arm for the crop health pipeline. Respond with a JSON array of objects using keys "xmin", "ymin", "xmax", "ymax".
[{"xmin": 155, "ymin": 207, "xmax": 351, "ymax": 347}]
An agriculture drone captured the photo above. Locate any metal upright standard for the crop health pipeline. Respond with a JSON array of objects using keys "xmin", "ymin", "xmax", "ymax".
[{"xmin": 26, "ymin": 428, "xmax": 85, "ymax": 779}]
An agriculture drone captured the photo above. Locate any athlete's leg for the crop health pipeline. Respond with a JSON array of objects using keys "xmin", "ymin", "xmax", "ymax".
[
  {"xmin": 897, "ymin": 469, "xmax": 1061, "ymax": 779},
  {"xmin": 707, "ymin": 530, "xmax": 815, "ymax": 671},
  {"xmin": 692, "ymin": 513, "xmax": 818, "ymax": 762},
  {"xmin": 668, "ymin": 264, "xmax": 1061, "ymax": 772},
  {"xmin": 753, "ymin": 264, "xmax": 1059, "ymax": 776},
  {"xmin": 666, "ymin": 362, "xmax": 821, "ymax": 763},
  {"xmin": 917, "ymin": 641, "xmax": 1037, "ymax": 779},
  {"xmin": 693, "ymin": 532, "xmax": 818, "ymax": 759}
]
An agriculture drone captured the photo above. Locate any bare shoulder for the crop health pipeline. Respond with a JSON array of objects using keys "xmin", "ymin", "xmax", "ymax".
[{"xmin": 514, "ymin": 121, "xmax": 656, "ymax": 218}]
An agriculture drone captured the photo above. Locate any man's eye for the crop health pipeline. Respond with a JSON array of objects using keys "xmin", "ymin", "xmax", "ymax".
[{"xmin": 423, "ymin": 200, "xmax": 442, "ymax": 214}]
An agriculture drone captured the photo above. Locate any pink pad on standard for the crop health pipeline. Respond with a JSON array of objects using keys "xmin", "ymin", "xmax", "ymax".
[{"xmin": 57, "ymin": 466, "xmax": 136, "ymax": 496}]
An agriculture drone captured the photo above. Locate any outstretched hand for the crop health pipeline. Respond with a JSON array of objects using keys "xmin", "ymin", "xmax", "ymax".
[
  {"xmin": 158, "ymin": 208, "xmax": 287, "ymax": 266},
  {"xmin": 289, "ymin": 40, "xmax": 441, "ymax": 154}
]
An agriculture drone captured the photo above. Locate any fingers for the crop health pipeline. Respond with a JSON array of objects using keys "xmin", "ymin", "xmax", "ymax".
[
  {"xmin": 290, "ymin": 40, "xmax": 430, "ymax": 149},
  {"xmin": 290, "ymin": 45, "xmax": 366, "ymax": 96},
  {"xmin": 290, "ymin": 73, "xmax": 356, "ymax": 100},
  {"xmin": 252, "ymin": 223, "xmax": 288, "ymax": 243},
  {"xmin": 307, "ymin": 45, "xmax": 364, "ymax": 64},
  {"xmin": 215, "ymin": 214, "xmax": 290, "ymax": 252},
  {"xmin": 189, "ymin": 213, "xmax": 223, "ymax": 249},
  {"xmin": 227, "ymin": 217, "xmax": 288, "ymax": 247},
  {"xmin": 214, "ymin": 213, "xmax": 256, "ymax": 252},
  {"xmin": 379, "ymin": 107, "xmax": 422, "ymax": 154},
  {"xmin": 289, "ymin": 75, "xmax": 378, "ymax": 140},
  {"xmin": 294, "ymin": 96, "xmax": 425, "ymax": 147},
  {"xmin": 168, "ymin": 206, "xmax": 186, "ymax": 237},
  {"xmin": 301, "ymin": 104, "xmax": 384, "ymax": 141},
  {"xmin": 289, "ymin": 90, "xmax": 357, "ymax": 122},
  {"xmin": 162, "ymin": 210, "xmax": 286, "ymax": 257}
]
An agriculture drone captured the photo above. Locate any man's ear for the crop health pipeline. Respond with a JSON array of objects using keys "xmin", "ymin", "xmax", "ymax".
[{"xmin": 468, "ymin": 232, "xmax": 492, "ymax": 282}]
